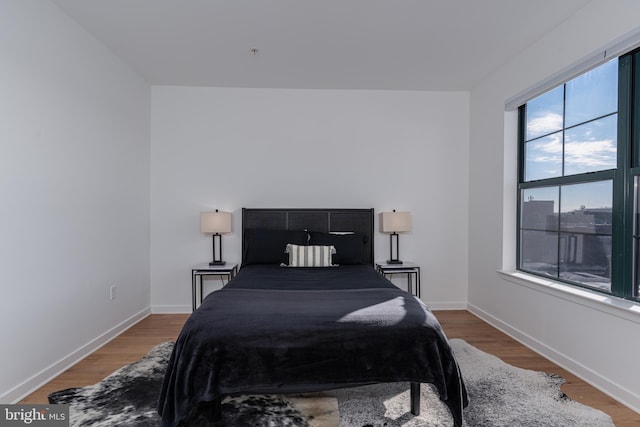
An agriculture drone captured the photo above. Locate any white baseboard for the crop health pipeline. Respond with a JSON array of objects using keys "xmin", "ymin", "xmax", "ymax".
[
  {"xmin": 426, "ymin": 301, "xmax": 468, "ymax": 310},
  {"xmin": 2, "ymin": 307, "xmax": 150, "ymax": 404},
  {"xmin": 151, "ymin": 304, "xmax": 191, "ymax": 314},
  {"xmin": 467, "ymin": 303, "xmax": 640, "ymax": 414}
]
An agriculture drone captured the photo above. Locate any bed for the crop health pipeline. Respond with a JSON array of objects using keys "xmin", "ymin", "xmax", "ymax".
[{"xmin": 158, "ymin": 208, "xmax": 467, "ymax": 426}]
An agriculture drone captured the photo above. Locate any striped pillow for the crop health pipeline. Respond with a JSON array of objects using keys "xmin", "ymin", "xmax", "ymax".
[{"xmin": 285, "ymin": 244, "xmax": 337, "ymax": 267}]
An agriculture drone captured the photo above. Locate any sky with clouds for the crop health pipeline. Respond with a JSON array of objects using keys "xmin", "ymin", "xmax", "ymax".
[{"xmin": 523, "ymin": 59, "xmax": 618, "ymax": 212}]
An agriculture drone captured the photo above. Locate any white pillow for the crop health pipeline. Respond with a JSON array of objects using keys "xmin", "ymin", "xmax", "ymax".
[{"xmin": 284, "ymin": 244, "xmax": 337, "ymax": 267}]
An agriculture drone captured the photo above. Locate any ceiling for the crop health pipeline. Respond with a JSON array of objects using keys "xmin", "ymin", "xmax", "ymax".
[{"xmin": 51, "ymin": 0, "xmax": 592, "ymax": 91}]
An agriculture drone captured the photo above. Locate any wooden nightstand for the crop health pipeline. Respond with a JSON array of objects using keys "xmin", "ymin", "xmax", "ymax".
[
  {"xmin": 191, "ymin": 263, "xmax": 238, "ymax": 311},
  {"xmin": 376, "ymin": 262, "xmax": 421, "ymax": 298}
]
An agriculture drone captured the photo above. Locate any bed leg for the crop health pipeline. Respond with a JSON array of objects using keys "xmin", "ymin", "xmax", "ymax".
[
  {"xmin": 212, "ymin": 396, "xmax": 222, "ymax": 421},
  {"xmin": 410, "ymin": 382, "xmax": 420, "ymax": 415}
]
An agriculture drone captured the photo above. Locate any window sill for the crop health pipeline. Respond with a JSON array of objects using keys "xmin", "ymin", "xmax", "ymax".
[{"xmin": 497, "ymin": 270, "xmax": 640, "ymax": 325}]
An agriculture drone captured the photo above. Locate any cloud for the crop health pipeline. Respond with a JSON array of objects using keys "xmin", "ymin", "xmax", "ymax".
[
  {"xmin": 526, "ymin": 110, "xmax": 617, "ymax": 178},
  {"xmin": 527, "ymin": 112, "xmax": 562, "ymax": 138},
  {"xmin": 528, "ymin": 133, "xmax": 562, "ymax": 163},
  {"xmin": 564, "ymin": 139, "xmax": 616, "ymax": 168},
  {"xmin": 527, "ymin": 114, "xmax": 616, "ymax": 170},
  {"xmin": 529, "ymin": 137, "xmax": 615, "ymax": 168}
]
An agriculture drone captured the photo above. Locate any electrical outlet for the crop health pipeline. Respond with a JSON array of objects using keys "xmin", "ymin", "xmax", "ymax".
[{"xmin": 110, "ymin": 285, "xmax": 117, "ymax": 300}]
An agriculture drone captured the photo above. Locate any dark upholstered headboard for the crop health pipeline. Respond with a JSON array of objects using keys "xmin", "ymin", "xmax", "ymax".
[{"xmin": 242, "ymin": 208, "xmax": 375, "ymax": 266}]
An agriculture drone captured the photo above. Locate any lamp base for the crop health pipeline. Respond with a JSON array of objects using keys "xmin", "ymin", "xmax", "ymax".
[
  {"xmin": 209, "ymin": 260, "xmax": 226, "ymax": 266},
  {"xmin": 386, "ymin": 259, "xmax": 403, "ymax": 265}
]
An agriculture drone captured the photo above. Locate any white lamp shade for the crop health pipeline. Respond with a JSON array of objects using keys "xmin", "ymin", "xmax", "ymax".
[
  {"xmin": 200, "ymin": 211, "xmax": 232, "ymax": 234},
  {"xmin": 379, "ymin": 211, "xmax": 412, "ymax": 233}
]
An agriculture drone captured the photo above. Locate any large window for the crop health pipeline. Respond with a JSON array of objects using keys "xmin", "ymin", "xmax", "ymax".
[{"xmin": 517, "ymin": 48, "xmax": 640, "ymax": 300}]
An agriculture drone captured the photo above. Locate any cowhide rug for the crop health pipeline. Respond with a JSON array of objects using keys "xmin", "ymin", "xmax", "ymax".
[
  {"xmin": 48, "ymin": 339, "xmax": 615, "ymax": 427},
  {"xmin": 48, "ymin": 342, "xmax": 336, "ymax": 427}
]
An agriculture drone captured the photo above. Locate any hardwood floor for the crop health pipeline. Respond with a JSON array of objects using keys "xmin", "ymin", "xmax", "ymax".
[
  {"xmin": 19, "ymin": 314, "xmax": 189, "ymax": 406},
  {"xmin": 20, "ymin": 311, "xmax": 639, "ymax": 426}
]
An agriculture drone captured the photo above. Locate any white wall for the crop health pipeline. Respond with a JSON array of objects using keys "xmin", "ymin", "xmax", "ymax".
[
  {"xmin": 0, "ymin": 1, "xmax": 150, "ymax": 402},
  {"xmin": 468, "ymin": 0, "xmax": 640, "ymax": 412},
  {"xmin": 150, "ymin": 87, "xmax": 469, "ymax": 312}
]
